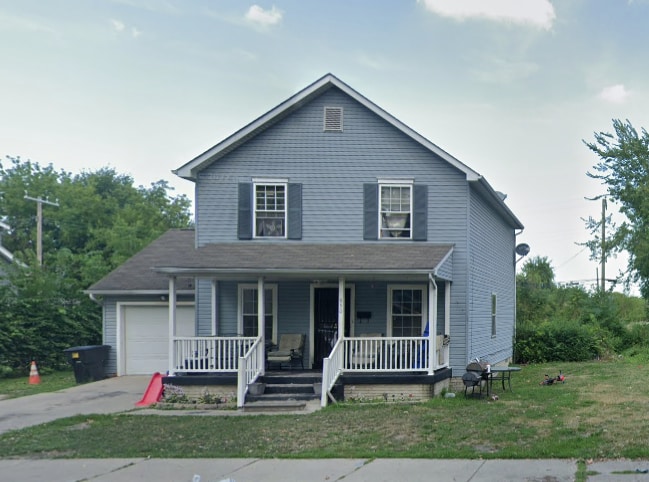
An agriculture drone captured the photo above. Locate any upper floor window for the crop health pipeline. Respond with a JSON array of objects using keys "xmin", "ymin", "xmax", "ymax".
[
  {"xmin": 254, "ymin": 182, "xmax": 286, "ymax": 238},
  {"xmin": 379, "ymin": 181, "xmax": 412, "ymax": 239},
  {"xmin": 239, "ymin": 182, "xmax": 302, "ymax": 240}
]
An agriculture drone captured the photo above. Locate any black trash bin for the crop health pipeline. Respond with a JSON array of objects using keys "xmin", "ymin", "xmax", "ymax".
[{"xmin": 63, "ymin": 345, "xmax": 110, "ymax": 383}]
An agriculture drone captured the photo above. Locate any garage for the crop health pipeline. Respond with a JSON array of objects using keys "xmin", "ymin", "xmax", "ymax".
[{"xmin": 122, "ymin": 304, "xmax": 195, "ymax": 375}]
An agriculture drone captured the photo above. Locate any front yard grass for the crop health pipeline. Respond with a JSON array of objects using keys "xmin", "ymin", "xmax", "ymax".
[
  {"xmin": 1, "ymin": 359, "xmax": 648, "ymax": 459},
  {"xmin": 0, "ymin": 370, "xmax": 76, "ymax": 400}
]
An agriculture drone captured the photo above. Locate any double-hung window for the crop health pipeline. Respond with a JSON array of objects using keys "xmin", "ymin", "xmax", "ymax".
[
  {"xmin": 389, "ymin": 286, "xmax": 427, "ymax": 337},
  {"xmin": 379, "ymin": 181, "xmax": 412, "ymax": 239},
  {"xmin": 254, "ymin": 181, "xmax": 287, "ymax": 238},
  {"xmin": 239, "ymin": 285, "xmax": 277, "ymax": 340}
]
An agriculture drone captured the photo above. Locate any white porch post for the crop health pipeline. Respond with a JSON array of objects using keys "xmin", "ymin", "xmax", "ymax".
[
  {"xmin": 338, "ymin": 277, "xmax": 346, "ymax": 341},
  {"xmin": 445, "ymin": 280, "xmax": 451, "ymax": 365},
  {"xmin": 211, "ymin": 280, "xmax": 218, "ymax": 336},
  {"xmin": 257, "ymin": 277, "xmax": 265, "ymax": 375},
  {"xmin": 168, "ymin": 276, "xmax": 177, "ymax": 376},
  {"xmin": 428, "ymin": 275, "xmax": 437, "ymax": 375}
]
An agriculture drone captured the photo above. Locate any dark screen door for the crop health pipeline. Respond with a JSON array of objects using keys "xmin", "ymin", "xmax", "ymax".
[{"xmin": 313, "ymin": 287, "xmax": 351, "ymax": 369}]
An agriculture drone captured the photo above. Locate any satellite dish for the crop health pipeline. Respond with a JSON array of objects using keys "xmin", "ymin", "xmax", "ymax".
[{"xmin": 515, "ymin": 243, "xmax": 530, "ymax": 256}]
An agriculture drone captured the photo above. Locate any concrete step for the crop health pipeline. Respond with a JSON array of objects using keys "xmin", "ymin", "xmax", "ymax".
[
  {"xmin": 242, "ymin": 400, "xmax": 308, "ymax": 413},
  {"xmin": 264, "ymin": 383, "xmax": 316, "ymax": 395}
]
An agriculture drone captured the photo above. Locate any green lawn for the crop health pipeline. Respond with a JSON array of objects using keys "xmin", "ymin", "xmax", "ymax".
[
  {"xmin": 0, "ymin": 370, "xmax": 76, "ymax": 399},
  {"xmin": 1, "ymin": 359, "xmax": 648, "ymax": 460}
]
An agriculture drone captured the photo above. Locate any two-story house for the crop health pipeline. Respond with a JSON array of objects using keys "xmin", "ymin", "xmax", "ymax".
[{"xmin": 87, "ymin": 74, "xmax": 524, "ymax": 407}]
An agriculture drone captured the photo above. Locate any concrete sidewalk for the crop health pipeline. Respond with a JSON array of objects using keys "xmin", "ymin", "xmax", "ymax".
[
  {"xmin": 0, "ymin": 457, "xmax": 581, "ymax": 482},
  {"xmin": 2, "ymin": 457, "xmax": 649, "ymax": 482}
]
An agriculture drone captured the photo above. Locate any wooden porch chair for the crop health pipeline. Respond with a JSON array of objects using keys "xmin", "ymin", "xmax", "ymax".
[{"xmin": 266, "ymin": 333, "xmax": 305, "ymax": 370}]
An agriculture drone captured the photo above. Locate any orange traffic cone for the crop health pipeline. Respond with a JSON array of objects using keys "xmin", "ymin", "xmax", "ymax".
[{"xmin": 29, "ymin": 360, "xmax": 41, "ymax": 385}]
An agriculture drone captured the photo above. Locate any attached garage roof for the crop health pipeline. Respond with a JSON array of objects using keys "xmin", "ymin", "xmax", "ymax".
[
  {"xmin": 87, "ymin": 229, "xmax": 454, "ymax": 294},
  {"xmin": 86, "ymin": 230, "xmax": 196, "ymax": 295}
]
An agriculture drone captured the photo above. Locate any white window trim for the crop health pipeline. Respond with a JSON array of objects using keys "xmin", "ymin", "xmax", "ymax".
[
  {"xmin": 378, "ymin": 180, "xmax": 414, "ymax": 240},
  {"xmin": 253, "ymin": 181, "xmax": 288, "ymax": 239},
  {"xmin": 387, "ymin": 284, "xmax": 428, "ymax": 336},
  {"xmin": 237, "ymin": 284, "xmax": 278, "ymax": 342}
]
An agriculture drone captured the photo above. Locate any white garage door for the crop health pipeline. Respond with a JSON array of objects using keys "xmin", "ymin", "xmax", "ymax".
[{"xmin": 124, "ymin": 305, "xmax": 195, "ymax": 375}]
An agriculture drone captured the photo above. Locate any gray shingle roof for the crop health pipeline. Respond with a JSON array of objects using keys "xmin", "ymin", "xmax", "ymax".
[
  {"xmin": 86, "ymin": 229, "xmax": 196, "ymax": 294},
  {"xmin": 86, "ymin": 229, "xmax": 454, "ymax": 293}
]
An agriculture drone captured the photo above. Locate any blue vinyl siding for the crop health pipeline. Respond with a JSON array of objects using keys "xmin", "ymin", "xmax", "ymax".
[
  {"xmin": 102, "ymin": 299, "xmax": 117, "ymax": 376},
  {"xmin": 468, "ymin": 186, "xmax": 516, "ymax": 365},
  {"xmin": 195, "ymin": 89, "xmax": 469, "ymax": 246}
]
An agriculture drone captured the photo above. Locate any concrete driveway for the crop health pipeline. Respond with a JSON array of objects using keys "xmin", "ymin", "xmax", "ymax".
[{"xmin": 0, "ymin": 376, "xmax": 149, "ymax": 434}]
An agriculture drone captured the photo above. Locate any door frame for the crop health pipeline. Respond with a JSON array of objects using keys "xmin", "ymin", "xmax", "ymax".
[{"xmin": 309, "ymin": 283, "xmax": 355, "ymax": 368}]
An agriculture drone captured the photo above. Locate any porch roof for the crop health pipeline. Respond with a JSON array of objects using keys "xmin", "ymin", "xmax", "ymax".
[
  {"xmin": 155, "ymin": 239, "xmax": 454, "ymax": 280},
  {"xmin": 86, "ymin": 229, "xmax": 454, "ymax": 294}
]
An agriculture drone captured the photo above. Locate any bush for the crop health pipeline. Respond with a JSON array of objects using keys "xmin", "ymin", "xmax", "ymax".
[{"xmin": 515, "ymin": 320, "xmax": 602, "ymax": 364}]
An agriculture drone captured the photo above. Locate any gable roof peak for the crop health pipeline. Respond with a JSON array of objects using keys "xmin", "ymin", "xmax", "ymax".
[{"xmin": 173, "ymin": 74, "xmax": 481, "ymax": 182}]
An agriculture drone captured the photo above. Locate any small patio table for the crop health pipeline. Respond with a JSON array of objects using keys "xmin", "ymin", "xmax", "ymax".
[{"xmin": 488, "ymin": 366, "xmax": 521, "ymax": 394}]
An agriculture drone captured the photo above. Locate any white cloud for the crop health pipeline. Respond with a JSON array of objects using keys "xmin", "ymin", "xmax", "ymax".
[
  {"xmin": 245, "ymin": 5, "xmax": 282, "ymax": 28},
  {"xmin": 110, "ymin": 18, "xmax": 126, "ymax": 32},
  {"xmin": 0, "ymin": 11, "xmax": 57, "ymax": 35},
  {"xmin": 598, "ymin": 84, "xmax": 630, "ymax": 103},
  {"xmin": 418, "ymin": 0, "xmax": 556, "ymax": 30},
  {"xmin": 110, "ymin": 19, "xmax": 142, "ymax": 38}
]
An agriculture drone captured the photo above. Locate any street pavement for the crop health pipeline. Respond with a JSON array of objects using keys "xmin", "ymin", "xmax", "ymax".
[{"xmin": 1, "ymin": 376, "xmax": 648, "ymax": 481}]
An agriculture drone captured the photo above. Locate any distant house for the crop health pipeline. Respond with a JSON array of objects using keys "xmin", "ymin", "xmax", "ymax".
[
  {"xmin": 0, "ymin": 221, "xmax": 19, "ymax": 279},
  {"xmin": 87, "ymin": 74, "xmax": 524, "ymax": 407}
]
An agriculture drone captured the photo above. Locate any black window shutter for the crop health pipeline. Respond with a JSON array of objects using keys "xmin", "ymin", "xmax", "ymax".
[
  {"xmin": 413, "ymin": 184, "xmax": 428, "ymax": 241},
  {"xmin": 363, "ymin": 183, "xmax": 378, "ymax": 240},
  {"xmin": 238, "ymin": 183, "xmax": 252, "ymax": 240},
  {"xmin": 287, "ymin": 183, "xmax": 302, "ymax": 239}
]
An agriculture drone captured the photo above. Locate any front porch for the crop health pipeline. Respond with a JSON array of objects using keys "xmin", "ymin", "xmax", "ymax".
[
  {"xmin": 159, "ymin": 246, "xmax": 455, "ymax": 408},
  {"xmin": 166, "ymin": 334, "xmax": 451, "ymax": 408}
]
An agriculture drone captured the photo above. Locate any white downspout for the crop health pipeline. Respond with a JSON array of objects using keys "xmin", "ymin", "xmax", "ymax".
[
  {"xmin": 168, "ymin": 276, "xmax": 177, "ymax": 376},
  {"xmin": 428, "ymin": 273, "xmax": 437, "ymax": 375},
  {"xmin": 338, "ymin": 277, "xmax": 346, "ymax": 341}
]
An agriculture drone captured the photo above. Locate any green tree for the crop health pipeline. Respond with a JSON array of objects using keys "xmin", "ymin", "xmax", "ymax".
[
  {"xmin": 0, "ymin": 156, "xmax": 193, "ymax": 374},
  {"xmin": 584, "ymin": 119, "xmax": 649, "ymax": 299},
  {"xmin": 516, "ymin": 256, "xmax": 556, "ymax": 325}
]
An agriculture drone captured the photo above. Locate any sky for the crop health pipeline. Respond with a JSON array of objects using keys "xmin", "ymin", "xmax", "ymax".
[{"xmin": 1, "ymin": 0, "xmax": 648, "ymax": 294}]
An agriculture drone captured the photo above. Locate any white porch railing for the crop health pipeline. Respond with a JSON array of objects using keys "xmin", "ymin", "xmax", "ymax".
[
  {"xmin": 343, "ymin": 336, "xmax": 430, "ymax": 372},
  {"xmin": 237, "ymin": 336, "xmax": 264, "ymax": 407},
  {"xmin": 172, "ymin": 336, "xmax": 257, "ymax": 373},
  {"xmin": 321, "ymin": 337, "xmax": 344, "ymax": 407},
  {"xmin": 321, "ymin": 336, "xmax": 449, "ymax": 407}
]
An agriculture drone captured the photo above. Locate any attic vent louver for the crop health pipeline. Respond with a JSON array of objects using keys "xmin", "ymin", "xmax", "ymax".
[{"xmin": 324, "ymin": 106, "xmax": 343, "ymax": 132}]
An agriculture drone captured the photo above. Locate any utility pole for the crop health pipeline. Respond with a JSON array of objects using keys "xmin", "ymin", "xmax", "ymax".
[
  {"xmin": 601, "ymin": 198, "xmax": 607, "ymax": 292},
  {"xmin": 24, "ymin": 193, "xmax": 59, "ymax": 266}
]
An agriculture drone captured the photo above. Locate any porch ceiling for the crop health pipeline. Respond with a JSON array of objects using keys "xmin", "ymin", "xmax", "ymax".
[{"xmin": 154, "ymin": 242, "xmax": 454, "ymax": 280}]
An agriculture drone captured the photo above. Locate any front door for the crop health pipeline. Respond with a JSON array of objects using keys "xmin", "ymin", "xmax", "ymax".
[{"xmin": 313, "ymin": 287, "xmax": 351, "ymax": 369}]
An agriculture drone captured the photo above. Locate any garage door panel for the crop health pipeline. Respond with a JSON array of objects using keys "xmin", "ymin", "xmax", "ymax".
[{"xmin": 124, "ymin": 305, "xmax": 195, "ymax": 375}]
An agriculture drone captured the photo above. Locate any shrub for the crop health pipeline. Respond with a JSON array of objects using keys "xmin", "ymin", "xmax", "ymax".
[{"xmin": 515, "ymin": 320, "xmax": 602, "ymax": 364}]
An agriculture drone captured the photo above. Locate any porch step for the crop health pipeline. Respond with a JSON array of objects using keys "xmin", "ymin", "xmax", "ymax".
[
  {"xmin": 243, "ymin": 372, "xmax": 322, "ymax": 411},
  {"xmin": 264, "ymin": 383, "xmax": 315, "ymax": 395}
]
